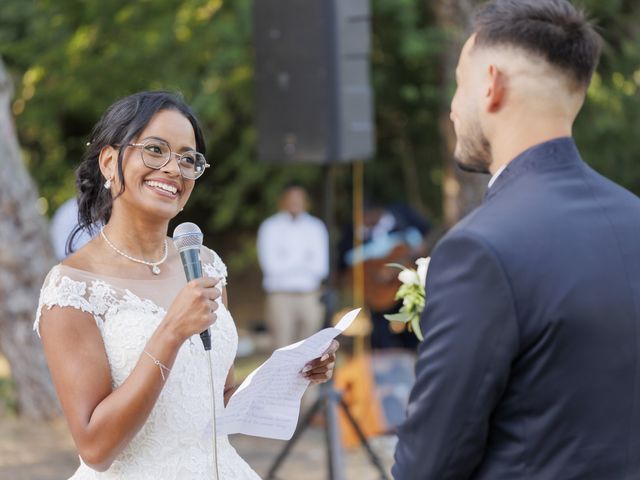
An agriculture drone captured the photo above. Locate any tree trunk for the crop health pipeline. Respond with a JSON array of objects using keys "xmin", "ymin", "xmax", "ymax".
[
  {"xmin": 0, "ymin": 58, "xmax": 60, "ymax": 419},
  {"xmin": 435, "ymin": 0, "xmax": 488, "ymax": 228}
]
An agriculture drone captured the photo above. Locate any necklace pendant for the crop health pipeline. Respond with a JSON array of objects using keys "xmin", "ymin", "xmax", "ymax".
[{"xmin": 100, "ymin": 229, "xmax": 168, "ymax": 274}]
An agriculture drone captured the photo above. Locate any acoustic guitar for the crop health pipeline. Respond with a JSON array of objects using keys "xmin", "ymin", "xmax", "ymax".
[
  {"xmin": 362, "ymin": 243, "xmax": 414, "ymax": 311},
  {"xmin": 344, "ymin": 229, "xmax": 424, "ymax": 312}
]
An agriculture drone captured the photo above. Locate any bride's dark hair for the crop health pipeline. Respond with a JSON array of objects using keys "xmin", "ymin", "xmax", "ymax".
[{"xmin": 68, "ymin": 91, "xmax": 206, "ymax": 255}]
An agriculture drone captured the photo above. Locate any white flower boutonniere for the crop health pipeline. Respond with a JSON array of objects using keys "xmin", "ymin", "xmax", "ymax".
[{"xmin": 384, "ymin": 257, "xmax": 430, "ymax": 341}]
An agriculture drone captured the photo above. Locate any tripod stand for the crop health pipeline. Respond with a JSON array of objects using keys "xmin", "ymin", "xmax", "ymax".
[
  {"xmin": 265, "ymin": 374, "xmax": 390, "ymax": 480},
  {"xmin": 266, "ymin": 166, "xmax": 390, "ymax": 480},
  {"xmin": 265, "ymin": 291, "xmax": 389, "ymax": 480}
]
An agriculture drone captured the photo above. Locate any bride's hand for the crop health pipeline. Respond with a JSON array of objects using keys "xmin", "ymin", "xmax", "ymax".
[
  {"xmin": 163, "ymin": 276, "xmax": 221, "ymax": 342},
  {"xmin": 300, "ymin": 340, "xmax": 339, "ymax": 384}
]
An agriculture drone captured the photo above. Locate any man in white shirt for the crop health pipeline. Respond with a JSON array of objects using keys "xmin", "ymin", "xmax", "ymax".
[{"xmin": 257, "ymin": 185, "xmax": 329, "ymax": 348}]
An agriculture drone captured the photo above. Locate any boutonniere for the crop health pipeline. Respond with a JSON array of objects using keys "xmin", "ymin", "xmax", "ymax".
[{"xmin": 384, "ymin": 257, "xmax": 430, "ymax": 341}]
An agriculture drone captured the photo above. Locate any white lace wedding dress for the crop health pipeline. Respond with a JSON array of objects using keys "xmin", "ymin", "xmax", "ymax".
[{"xmin": 34, "ymin": 247, "xmax": 261, "ymax": 479}]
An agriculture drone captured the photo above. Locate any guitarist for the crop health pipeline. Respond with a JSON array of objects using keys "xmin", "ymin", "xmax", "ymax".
[{"xmin": 339, "ymin": 202, "xmax": 431, "ymax": 350}]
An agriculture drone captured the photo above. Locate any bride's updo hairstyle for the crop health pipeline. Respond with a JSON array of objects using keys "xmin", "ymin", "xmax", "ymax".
[{"xmin": 68, "ymin": 91, "xmax": 206, "ymax": 254}]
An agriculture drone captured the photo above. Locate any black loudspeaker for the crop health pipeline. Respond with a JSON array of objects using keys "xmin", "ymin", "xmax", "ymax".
[{"xmin": 253, "ymin": 0, "xmax": 375, "ymax": 164}]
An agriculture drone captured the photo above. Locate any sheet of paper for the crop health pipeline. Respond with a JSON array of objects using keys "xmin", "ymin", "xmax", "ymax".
[{"xmin": 217, "ymin": 308, "xmax": 361, "ymax": 440}]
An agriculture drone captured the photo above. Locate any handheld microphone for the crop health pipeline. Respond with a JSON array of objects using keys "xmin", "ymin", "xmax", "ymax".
[{"xmin": 173, "ymin": 222, "xmax": 211, "ymax": 351}]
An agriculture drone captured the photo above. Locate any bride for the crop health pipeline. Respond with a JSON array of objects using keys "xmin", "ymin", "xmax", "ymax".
[{"xmin": 35, "ymin": 91, "xmax": 338, "ymax": 479}]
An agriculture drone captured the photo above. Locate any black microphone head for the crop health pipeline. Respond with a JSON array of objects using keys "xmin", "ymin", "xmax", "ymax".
[{"xmin": 172, "ymin": 222, "xmax": 203, "ymax": 253}]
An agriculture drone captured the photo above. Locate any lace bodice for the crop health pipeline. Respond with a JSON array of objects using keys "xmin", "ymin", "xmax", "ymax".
[{"xmin": 34, "ymin": 247, "xmax": 261, "ymax": 480}]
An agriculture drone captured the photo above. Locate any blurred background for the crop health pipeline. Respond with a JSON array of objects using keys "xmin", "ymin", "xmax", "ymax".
[{"xmin": 0, "ymin": 0, "xmax": 638, "ymax": 479}]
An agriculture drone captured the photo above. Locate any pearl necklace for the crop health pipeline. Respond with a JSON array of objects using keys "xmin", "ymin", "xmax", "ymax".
[{"xmin": 100, "ymin": 228, "xmax": 168, "ymax": 275}]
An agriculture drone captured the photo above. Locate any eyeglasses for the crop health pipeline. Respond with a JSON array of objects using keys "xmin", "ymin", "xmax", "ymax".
[{"xmin": 126, "ymin": 138, "xmax": 210, "ymax": 180}]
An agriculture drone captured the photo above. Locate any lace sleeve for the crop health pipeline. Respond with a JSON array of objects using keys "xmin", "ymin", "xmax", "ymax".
[
  {"xmin": 34, "ymin": 266, "xmax": 99, "ymax": 336},
  {"xmin": 201, "ymin": 246, "xmax": 228, "ymax": 287}
]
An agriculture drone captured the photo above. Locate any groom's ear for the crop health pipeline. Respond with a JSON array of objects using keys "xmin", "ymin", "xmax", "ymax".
[{"xmin": 485, "ymin": 64, "xmax": 507, "ymax": 113}]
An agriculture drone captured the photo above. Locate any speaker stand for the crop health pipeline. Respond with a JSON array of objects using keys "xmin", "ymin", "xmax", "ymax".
[{"xmin": 266, "ymin": 165, "xmax": 389, "ymax": 480}]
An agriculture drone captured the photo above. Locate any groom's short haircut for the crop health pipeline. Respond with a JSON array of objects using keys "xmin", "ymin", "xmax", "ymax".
[{"xmin": 472, "ymin": 0, "xmax": 602, "ymax": 89}]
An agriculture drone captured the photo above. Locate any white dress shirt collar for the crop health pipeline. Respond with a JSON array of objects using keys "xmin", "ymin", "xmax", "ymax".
[{"xmin": 488, "ymin": 164, "xmax": 507, "ymax": 189}]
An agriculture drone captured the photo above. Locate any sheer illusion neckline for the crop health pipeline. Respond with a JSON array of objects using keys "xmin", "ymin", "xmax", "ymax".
[{"xmin": 56, "ymin": 263, "xmax": 183, "ymax": 283}]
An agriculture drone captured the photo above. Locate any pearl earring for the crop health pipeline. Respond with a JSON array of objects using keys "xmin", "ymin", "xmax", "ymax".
[{"xmin": 104, "ymin": 178, "xmax": 112, "ymax": 189}]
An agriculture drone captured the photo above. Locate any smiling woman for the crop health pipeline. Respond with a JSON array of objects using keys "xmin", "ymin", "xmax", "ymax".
[
  {"xmin": 68, "ymin": 92, "xmax": 207, "ymax": 258},
  {"xmin": 33, "ymin": 91, "xmax": 341, "ymax": 479}
]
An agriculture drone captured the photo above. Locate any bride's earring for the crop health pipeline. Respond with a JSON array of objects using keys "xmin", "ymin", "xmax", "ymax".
[{"xmin": 104, "ymin": 178, "xmax": 112, "ymax": 190}]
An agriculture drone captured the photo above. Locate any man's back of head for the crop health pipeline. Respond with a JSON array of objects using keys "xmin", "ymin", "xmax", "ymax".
[
  {"xmin": 450, "ymin": 0, "xmax": 602, "ymax": 175},
  {"xmin": 473, "ymin": 0, "xmax": 602, "ymax": 91}
]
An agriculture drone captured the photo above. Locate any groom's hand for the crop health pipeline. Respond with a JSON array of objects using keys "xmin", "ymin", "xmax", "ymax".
[{"xmin": 300, "ymin": 339, "xmax": 339, "ymax": 384}]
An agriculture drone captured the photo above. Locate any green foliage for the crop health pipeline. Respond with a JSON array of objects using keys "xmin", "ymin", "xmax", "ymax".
[
  {"xmin": 0, "ymin": 0, "xmax": 639, "ymax": 271},
  {"xmin": 369, "ymin": 0, "xmax": 446, "ymax": 216},
  {"xmin": 574, "ymin": 0, "xmax": 640, "ymax": 193},
  {"xmin": 1, "ymin": 0, "xmax": 265, "ymax": 231},
  {"xmin": 0, "ymin": 0, "xmax": 448, "ymax": 269}
]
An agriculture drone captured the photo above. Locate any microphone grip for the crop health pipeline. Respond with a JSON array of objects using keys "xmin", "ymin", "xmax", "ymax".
[
  {"xmin": 179, "ymin": 249, "xmax": 203, "ymax": 281},
  {"xmin": 179, "ymin": 249, "xmax": 211, "ymax": 351},
  {"xmin": 200, "ymin": 330, "xmax": 212, "ymax": 351}
]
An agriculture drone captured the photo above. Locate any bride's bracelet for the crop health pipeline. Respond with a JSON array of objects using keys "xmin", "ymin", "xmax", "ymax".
[{"xmin": 143, "ymin": 350, "xmax": 171, "ymax": 381}]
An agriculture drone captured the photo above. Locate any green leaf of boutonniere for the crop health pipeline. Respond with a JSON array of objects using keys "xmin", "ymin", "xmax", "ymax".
[{"xmin": 384, "ymin": 312, "xmax": 411, "ymax": 323}]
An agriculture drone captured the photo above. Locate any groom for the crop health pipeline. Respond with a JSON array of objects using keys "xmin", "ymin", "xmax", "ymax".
[{"xmin": 393, "ymin": 1, "xmax": 640, "ymax": 479}]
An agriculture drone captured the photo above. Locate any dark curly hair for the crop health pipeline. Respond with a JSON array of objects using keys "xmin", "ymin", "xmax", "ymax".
[
  {"xmin": 473, "ymin": 0, "xmax": 602, "ymax": 88},
  {"xmin": 68, "ymin": 91, "xmax": 206, "ymax": 255}
]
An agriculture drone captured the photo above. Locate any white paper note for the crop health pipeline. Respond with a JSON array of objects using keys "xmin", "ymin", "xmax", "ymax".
[{"xmin": 217, "ymin": 308, "xmax": 361, "ymax": 440}]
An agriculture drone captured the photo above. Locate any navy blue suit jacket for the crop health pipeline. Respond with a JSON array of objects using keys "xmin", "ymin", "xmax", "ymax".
[{"xmin": 393, "ymin": 138, "xmax": 640, "ymax": 479}]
